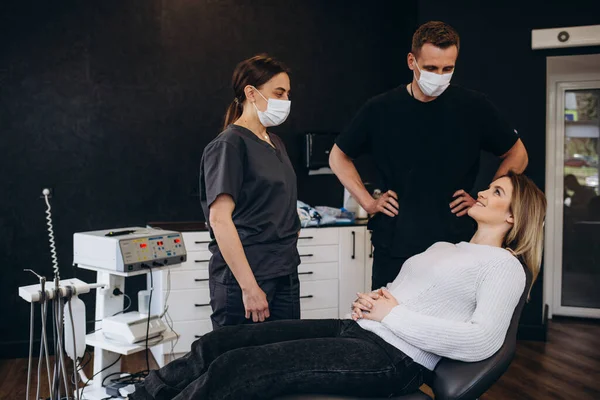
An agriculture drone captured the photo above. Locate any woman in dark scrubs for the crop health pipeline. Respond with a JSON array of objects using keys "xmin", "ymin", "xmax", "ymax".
[{"xmin": 199, "ymin": 54, "xmax": 301, "ymax": 328}]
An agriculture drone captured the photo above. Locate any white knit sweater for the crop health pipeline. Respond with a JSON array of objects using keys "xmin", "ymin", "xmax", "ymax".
[{"xmin": 357, "ymin": 241, "xmax": 526, "ymax": 371}]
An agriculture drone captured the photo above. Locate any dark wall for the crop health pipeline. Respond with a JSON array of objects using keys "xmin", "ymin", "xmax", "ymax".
[
  {"xmin": 418, "ymin": 0, "xmax": 600, "ymax": 337},
  {"xmin": 0, "ymin": 0, "xmax": 418, "ymax": 357}
]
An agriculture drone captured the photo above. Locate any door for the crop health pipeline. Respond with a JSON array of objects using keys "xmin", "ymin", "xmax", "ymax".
[{"xmin": 551, "ymin": 82, "xmax": 600, "ymax": 318}]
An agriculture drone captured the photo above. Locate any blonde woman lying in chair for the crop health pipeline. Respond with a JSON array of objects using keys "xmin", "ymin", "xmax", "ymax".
[{"xmin": 131, "ymin": 172, "xmax": 546, "ymax": 400}]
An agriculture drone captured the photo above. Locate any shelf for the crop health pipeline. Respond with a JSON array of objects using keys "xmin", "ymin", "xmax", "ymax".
[
  {"xmin": 78, "ymin": 263, "xmax": 181, "ymax": 277},
  {"xmin": 85, "ymin": 329, "xmax": 178, "ymax": 355}
]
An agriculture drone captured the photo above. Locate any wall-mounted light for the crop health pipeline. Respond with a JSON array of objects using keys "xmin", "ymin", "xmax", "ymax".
[{"xmin": 532, "ymin": 24, "xmax": 600, "ymax": 50}]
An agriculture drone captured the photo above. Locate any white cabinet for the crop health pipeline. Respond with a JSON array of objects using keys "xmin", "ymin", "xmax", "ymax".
[
  {"xmin": 150, "ymin": 225, "xmax": 372, "ymax": 367},
  {"xmin": 297, "ymin": 228, "xmax": 340, "ymax": 319}
]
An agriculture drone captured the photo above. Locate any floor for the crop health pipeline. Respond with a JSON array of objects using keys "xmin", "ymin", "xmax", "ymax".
[
  {"xmin": 483, "ymin": 317, "xmax": 600, "ymax": 400},
  {"xmin": 1, "ymin": 318, "xmax": 599, "ymax": 400}
]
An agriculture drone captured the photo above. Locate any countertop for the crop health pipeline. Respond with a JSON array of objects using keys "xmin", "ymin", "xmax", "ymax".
[{"xmin": 148, "ymin": 219, "xmax": 369, "ymax": 232}]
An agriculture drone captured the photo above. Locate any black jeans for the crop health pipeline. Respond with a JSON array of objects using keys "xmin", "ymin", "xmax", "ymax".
[
  {"xmin": 210, "ymin": 272, "xmax": 300, "ymax": 329},
  {"xmin": 371, "ymin": 246, "xmax": 409, "ymax": 290},
  {"xmin": 132, "ymin": 319, "xmax": 424, "ymax": 400}
]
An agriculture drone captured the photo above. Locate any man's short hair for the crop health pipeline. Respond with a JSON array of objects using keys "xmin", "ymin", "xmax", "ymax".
[{"xmin": 412, "ymin": 21, "xmax": 460, "ymax": 56}]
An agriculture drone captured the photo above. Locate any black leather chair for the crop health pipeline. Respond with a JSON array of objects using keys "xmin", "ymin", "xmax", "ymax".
[{"xmin": 278, "ymin": 265, "xmax": 532, "ymax": 400}]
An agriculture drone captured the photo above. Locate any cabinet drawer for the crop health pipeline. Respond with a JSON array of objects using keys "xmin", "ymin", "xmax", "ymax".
[
  {"xmin": 300, "ymin": 280, "xmax": 338, "ymax": 310},
  {"xmin": 166, "ymin": 270, "xmax": 209, "ymax": 290},
  {"xmin": 165, "ymin": 289, "xmax": 212, "ymax": 322},
  {"xmin": 297, "ymin": 228, "xmax": 339, "ymax": 247},
  {"xmin": 164, "ymin": 320, "xmax": 213, "ymax": 354},
  {"xmin": 182, "ymin": 232, "xmax": 212, "ymax": 252},
  {"xmin": 297, "ymin": 245, "xmax": 338, "ymax": 264},
  {"xmin": 298, "ymin": 262, "xmax": 337, "ymax": 281},
  {"xmin": 166, "ymin": 265, "xmax": 336, "ymax": 288},
  {"xmin": 301, "ymin": 307, "xmax": 338, "ymax": 320},
  {"xmin": 177, "ymin": 251, "xmax": 212, "ymax": 271}
]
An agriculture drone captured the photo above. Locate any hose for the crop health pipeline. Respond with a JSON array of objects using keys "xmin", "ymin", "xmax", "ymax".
[
  {"xmin": 26, "ymin": 301, "xmax": 34, "ymax": 400},
  {"xmin": 43, "ymin": 189, "xmax": 59, "ymax": 280}
]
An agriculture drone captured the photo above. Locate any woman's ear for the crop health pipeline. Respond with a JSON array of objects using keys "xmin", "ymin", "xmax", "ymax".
[
  {"xmin": 244, "ymin": 85, "xmax": 256, "ymax": 103},
  {"xmin": 506, "ymin": 214, "xmax": 515, "ymax": 225}
]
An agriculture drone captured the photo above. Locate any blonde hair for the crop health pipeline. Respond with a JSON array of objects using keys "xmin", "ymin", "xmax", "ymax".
[{"xmin": 502, "ymin": 172, "xmax": 547, "ymax": 297}]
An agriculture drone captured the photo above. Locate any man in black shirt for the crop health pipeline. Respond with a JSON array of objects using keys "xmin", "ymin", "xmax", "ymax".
[{"xmin": 330, "ymin": 21, "xmax": 529, "ymax": 289}]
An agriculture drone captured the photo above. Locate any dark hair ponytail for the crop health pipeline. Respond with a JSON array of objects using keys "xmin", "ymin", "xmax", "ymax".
[
  {"xmin": 222, "ymin": 54, "xmax": 290, "ymax": 130},
  {"xmin": 223, "ymin": 99, "xmax": 243, "ymax": 131}
]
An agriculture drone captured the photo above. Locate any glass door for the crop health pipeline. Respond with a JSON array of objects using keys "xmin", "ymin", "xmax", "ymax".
[{"xmin": 553, "ymin": 83, "xmax": 600, "ymax": 318}]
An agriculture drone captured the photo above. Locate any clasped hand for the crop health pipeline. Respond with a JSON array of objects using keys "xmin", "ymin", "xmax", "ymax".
[{"xmin": 351, "ymin": 288, "xmax": 399, "ymax": 322}]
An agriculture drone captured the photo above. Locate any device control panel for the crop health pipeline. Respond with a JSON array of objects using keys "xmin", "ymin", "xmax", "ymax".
[{"xmin": 120, "ymin": 232, "xmax": 186, "ymax": 272}]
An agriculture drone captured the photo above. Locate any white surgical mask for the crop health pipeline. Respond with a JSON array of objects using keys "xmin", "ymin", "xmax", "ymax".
[
  {"xmin": 414, "ymin": 61, "xmax": 453, "ymax": 97},
  {"xmin": 252, "ymin": 87, "xmax": 291, "ymax": 127}
]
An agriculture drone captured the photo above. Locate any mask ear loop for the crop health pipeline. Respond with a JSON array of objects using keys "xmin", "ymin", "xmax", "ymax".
[
  {"xmin": 250, "ymin": 86, "xmax": 269, "ymax": 103},
  {"xmin": 413, "ymin": 58, "xmax": 421, "ymax": 73},
  {"xmin": 250, "ymin": 86, "xmax": 269, "ymax": 116}
]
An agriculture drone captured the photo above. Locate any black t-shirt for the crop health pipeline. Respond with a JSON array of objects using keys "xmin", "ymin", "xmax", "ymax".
[
  {"xmin": 336, "ymin": 84, "xmax": 519, "ymax": 258},
  {"xmin": 199, "ymin": 124, "xmax": 301, "ymax": 283}
]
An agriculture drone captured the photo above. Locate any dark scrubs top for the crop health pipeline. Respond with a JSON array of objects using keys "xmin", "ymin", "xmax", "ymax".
[
  {"xmin": 200, "ymin": 124, "xmax": 301, "ymax": 284},
  {"xmin": 336, "ymin": 84, "xmax": 519, "ymax": 258}
]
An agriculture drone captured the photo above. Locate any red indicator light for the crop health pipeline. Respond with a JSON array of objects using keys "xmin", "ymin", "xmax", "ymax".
[
  {"xmin": 140, "ymin": 243, "xmax": 147, "ymax": 248},
  {"xmin": 174, "ymin": 239, "xmax": 181, "ymax": 243}
]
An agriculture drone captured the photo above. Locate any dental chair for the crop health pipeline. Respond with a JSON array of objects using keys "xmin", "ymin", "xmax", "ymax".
[{"xmin": 279, "ymin": 265, "xmax": 532, "ymax": 400}]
